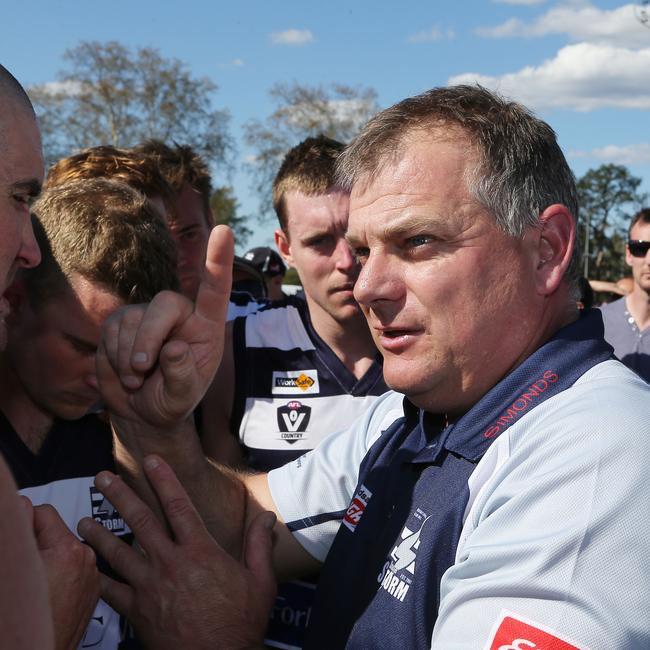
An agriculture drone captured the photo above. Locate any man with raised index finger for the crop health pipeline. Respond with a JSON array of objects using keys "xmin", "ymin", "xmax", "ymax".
[{"xmin": 87, "ymin": 86, "xmax": 650, "ymax": 649}]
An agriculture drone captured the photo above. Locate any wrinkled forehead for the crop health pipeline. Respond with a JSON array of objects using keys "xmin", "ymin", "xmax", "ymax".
[
  {"xmin": 347, "ymin": 131, "xmax": 481, "ymax": 232},
  {"xmin": 347, "ymin": 124, "xmax": 477, "ymax": 198}
]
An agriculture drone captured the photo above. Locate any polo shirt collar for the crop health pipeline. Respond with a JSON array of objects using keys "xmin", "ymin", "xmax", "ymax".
[{"xmin": 407, "ymin": 309, "xmax": 614, "ymax": 464}]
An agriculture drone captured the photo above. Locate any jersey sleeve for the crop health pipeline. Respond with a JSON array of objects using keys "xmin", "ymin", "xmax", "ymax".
[
  {"xmin": 267, "ymin": 391, "xmax": 404, "ymax": 562},
  {"xmin": 431, "ymin": 364, "xmax": 650, "ymax": 649}
]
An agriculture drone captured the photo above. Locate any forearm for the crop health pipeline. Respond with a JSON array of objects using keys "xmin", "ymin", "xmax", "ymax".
[{"xmin": 111, "ymin": 415, "xmax": 248, "ymax": 558}]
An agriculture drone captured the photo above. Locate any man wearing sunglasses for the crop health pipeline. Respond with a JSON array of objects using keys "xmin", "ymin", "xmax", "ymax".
[{"xmin": 600, "ymin": 208, "xmax": 650, "ymax": 382}]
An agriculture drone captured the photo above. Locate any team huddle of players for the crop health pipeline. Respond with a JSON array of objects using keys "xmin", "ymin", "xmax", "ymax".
[
  {"xmin": 1, "ymin": 61, "xmax": 650, "ymax": 650},
  {"xmin": 0, "ymin": 67, "xmax": 389, "ymax": 648}
]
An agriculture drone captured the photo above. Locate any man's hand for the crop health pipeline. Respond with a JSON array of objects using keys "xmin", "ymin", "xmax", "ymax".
[
  {"xmin": 97, "ymin": 226, "xmax": 234, "ymax": 428},
  {"xmin": 30, "ymin": 502, "xmax": 101, "ymax": 650},
  {"xmin": 78, "ymin": 455, "xmax": 277, "ymax": 650}
]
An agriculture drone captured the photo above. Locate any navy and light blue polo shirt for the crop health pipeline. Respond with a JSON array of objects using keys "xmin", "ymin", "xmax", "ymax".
[{"xmin": 268, "ymin": 311, "xmax": 650, "ymax": 649}]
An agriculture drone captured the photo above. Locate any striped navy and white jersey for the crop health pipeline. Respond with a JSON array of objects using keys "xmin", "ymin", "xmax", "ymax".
[
  {"xmin": 0, "ymin": 412, "xmax": 135, "ymax": 650},
  {"xmin": 231, "ymin": 295, "xmax": 388, "ymax": 649},
  {"xmin": 231, "ymin": 295, "xmax": 388, "ymax": 473},
  {"xmin": 268, "ymin": 310, "xmax": 650, "ymax": 649},
  {"xmin": 227, "ymin": 290, "xmax": 265, "ymax": 321}
]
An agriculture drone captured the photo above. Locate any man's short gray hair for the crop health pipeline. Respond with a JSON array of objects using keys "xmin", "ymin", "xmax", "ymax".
[{"xmin": 336, "ymin": 85, "xmax": 580, "ymax": 284}]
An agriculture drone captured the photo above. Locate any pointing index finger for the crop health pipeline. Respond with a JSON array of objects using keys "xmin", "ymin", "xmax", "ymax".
[{"xmin": 195, "ymin": 225, "xmax": 234, "ymax": 324}]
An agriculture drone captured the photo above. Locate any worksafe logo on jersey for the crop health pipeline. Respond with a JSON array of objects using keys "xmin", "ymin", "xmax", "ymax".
[
  {"xmin": 376, "ymin": 508, "xmax": 431, "ymax": 603},
  {"xmin": 272, "ymin": 369, "xmax": 320, "ymax": 395},
  {"xmin": 277, "ymin": 401, "xmax": 311, "ymax": 442},
  {"xmin": 342, "ymin": 484, "xmax": 373, "ymax": 532},
  {"xmin": 484, "ymin": 611, "xmax": 587, "ymax": 650},
  {"xmin": 90, "ymin": 487, "xmax": 125, "ymax": 533}
]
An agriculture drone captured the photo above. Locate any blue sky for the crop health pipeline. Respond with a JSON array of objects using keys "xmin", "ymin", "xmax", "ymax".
[{"xmin": 3, "ymin": 0, "xmax": 649, "ymax": 249}]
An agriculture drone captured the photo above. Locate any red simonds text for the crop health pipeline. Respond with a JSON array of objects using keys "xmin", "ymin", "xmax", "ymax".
[{"xmin": 483, "ymin": 370, "xmax": 558, "ymax": 438}]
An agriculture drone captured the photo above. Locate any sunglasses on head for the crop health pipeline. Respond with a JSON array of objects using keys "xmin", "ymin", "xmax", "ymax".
[{"xmin": 628, "ymin": 240, "xmax": 650, "ymax": 258}]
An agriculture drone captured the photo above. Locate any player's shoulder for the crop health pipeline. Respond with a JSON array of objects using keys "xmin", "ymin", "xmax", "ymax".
[
  {"xmin": 509, "ymin": 359, "xmax": 650, "ymax": 470},
  {"xmin": 241, "ymin": 295, "xmax": 313, "ymax": 351},
  {"xmin": 358, "ymin": 391, "xmax": 406, "ymax": 447},
  {"xmin": 569, "ymin": 358, "xmax": 648, "ymax": 420},
  {"xmin": 227, "ymin": 291, "xmax": 265, "ymax": 320}
]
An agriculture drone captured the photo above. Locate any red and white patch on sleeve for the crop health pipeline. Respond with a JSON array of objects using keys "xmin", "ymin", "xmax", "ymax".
[
  {"xmin": 486, "ymin": 611, "xmax": 583, "ymax": 650},
  {"xmin": 342, "ymin": 484, "xmax": 373, "ymax": 532}
]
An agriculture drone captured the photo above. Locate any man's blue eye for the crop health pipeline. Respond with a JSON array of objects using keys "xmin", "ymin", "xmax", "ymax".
[{"xmin": 409, "ymin": 235, "xmax": 432, "ymax": 246}]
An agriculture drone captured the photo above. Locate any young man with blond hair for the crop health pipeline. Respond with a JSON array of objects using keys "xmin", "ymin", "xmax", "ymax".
[{"xmin": 45, "ymin": 144, "xmax": 174, "ymax": 222}]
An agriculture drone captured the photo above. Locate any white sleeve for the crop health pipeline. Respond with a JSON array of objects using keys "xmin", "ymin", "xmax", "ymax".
[
  {"xmin": 432, "ymin": 366, "xmax": 650, "ymax": 649},
  {"xmin": 226, "ymin": 298, "xmax": 261, "ymax": 321},
  {"xmin": 267, "ymin": 391, "xmax": 404, "ymax": 562}
]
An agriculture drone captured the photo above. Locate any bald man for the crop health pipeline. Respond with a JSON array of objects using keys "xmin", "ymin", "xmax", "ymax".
[{"xmin": 0, "ymin": 64, "xmax": 99, "ymax": 650}]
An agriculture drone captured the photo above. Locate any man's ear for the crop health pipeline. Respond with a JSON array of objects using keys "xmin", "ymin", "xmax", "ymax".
[
  {"xmin": 535, "ymin": 204, "xmax": 575, "ymax": 296},
  {"xmin": 274, "ymin": 228, "xmax": 294, "ymax": 268}
]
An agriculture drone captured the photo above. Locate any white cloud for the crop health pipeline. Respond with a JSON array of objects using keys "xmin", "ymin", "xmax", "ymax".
[
  {"xmin": 39, "ymin": 80, "xmax": 84, "ymax": 96},
  {"xmin": 284, "ymin": 97, "xmax": 376, "ymax": 133},
  {"xmin": 478, "ymin": 17, "xmax": 525, "ymax": 38},
  {"xmin": 270, "ymin": 29, "xmax": 314, "ymax": 45},
  {"xmin": 476, "ymin": 3, "xmax": 650, "ymax": 48},
  {"xmin": 493, "ymin": 0, "xmax": 546, "ymax": 5},
  {"xmin": 408, "ymin": 26, "xmax": 455, "ymax": 43},
  {"xmin": 448, "ymin": 42, "xmax": 650, "ymax": 110},
  {"xmin": 571, "ymin": 144, "xmax": 650, "ymax": 165},
  {"xmin": 218, "ymin": 59, "xmax": 245, "ymax": 69}
]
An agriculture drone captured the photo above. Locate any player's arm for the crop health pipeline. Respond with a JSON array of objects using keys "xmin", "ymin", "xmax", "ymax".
[
  {"xmin": 112, "ymin": 398, "xmax": 319, "ymax": 578},
  {"xmin": 199, "ymin": 321, "xmax": 244, "ymax": 467}
]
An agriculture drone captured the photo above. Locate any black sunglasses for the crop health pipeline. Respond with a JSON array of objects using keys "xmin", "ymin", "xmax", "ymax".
[{"xmin": 628, "ymin": 240, "xmax": 650, "ymax": 258}]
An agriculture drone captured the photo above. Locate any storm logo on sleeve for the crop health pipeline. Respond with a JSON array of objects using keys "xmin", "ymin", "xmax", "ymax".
[
  {"xmin": 377, "ymin": 509, "xmax": 431, "ymax": 603},
  {"xmin": 277, "ymin": 401, "xmax": 311, "ymax": 442},
  {"xmin": 90, "ymin": 487, "xmax": 125, "ymax": 533}
]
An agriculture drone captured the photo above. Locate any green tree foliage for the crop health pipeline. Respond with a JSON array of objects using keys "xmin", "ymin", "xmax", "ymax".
[
  {"xmin": 577, "ymin": 164, "xmax": 647, "ymax": 281},
  {"xmin": 284, "ymin": 267, "xmax": 302, "ymax": 287},
  {"xmin": 210, "ymin": 186, "xmax": 252, "ymax": 250},
  {"xmin": 28, "ymin": 41, "xmax": 232, "ymax": 169},
  {"xmin": 244, "ymin": 81, "xmax": 380, "ymax": 218}
]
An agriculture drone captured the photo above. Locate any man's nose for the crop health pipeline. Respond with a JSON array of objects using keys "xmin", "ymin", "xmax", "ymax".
[
  {"xmin": 18, "ymin": 214, "xmax": 41, "ymax": 270},
  {"xmin": 353, "ymin": 253, "xmax": 401, "ymax": 307},
  {"xmin": 334, "ymin": 238, "xmax": 356, "ymax": 272}
]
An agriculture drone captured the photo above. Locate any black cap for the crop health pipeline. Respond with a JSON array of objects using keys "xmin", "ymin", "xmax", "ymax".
[
  {"xmin": 243, "ymin": 246, "xmax": 287, "ymax": 277},
  {"xmin": 232, "ymin": 256, "xmax": 267, "ymax": 299}
]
